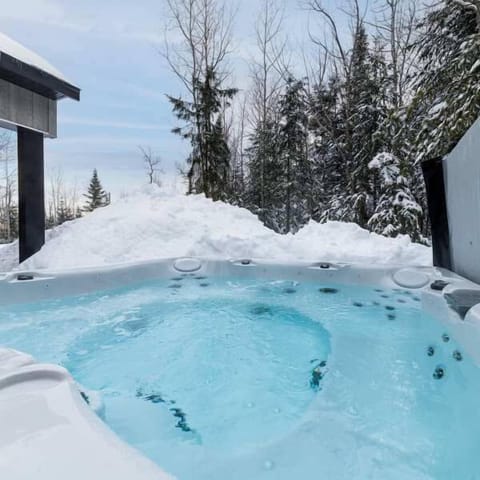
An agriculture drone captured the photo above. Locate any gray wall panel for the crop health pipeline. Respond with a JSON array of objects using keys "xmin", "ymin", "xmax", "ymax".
[
  {"xmin": 444, "ymin": 117, "xmax": 480, "ymax": 283},
  {"xmin": 0, "ymin": 78, "xmax": 57, "ymax": 137}
]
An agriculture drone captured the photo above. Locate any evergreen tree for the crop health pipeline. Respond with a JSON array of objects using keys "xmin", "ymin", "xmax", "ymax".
[
  {"xmin": 208, "ymin": 116, "xmax": 232, "ymax": 201},
  {"xmin": 228, "ymin": 146, "xmax": 246, "ymax": 206},
  {"xmin": 56, "ymin": 198, "xmax": 75, "ymax": 225},
  {"xmin": 168, "ymin": 67, "xmax": 237, "ymax": 200},
  {"xmin": 310, "ymin": 25, "xmax": 387, "ymax": 228},
  {"xmin": 277, "ymin": 77, "xmax": 310, "ymax": 233},
  {"xmin": 343, "ymin": 25, "xmax": 387, "ymax": 227},
  {"xmin": 245, "ymin": 115, "xmax": 283, "ymax": 231},
  {"xmin": 7, "ymin": 205, "xmax": 18, "ymax": 240},
  {"xmin": 83, "ymin": 169, "xmax": 109, "ymax": 212},
  {"xmin": 45, "ymin": 213, "xmax": 55, "ymax": 230},
  {"xmin": 368, "ymin": 152, "xmax": 423, "ymax": 242},
  {"xmin": 410, "ymin": 1, "xmax": 480, "ymax": 162},
  {"xmin": 309, "ymin": 76, "xmax": 344, "ymax": 222}
]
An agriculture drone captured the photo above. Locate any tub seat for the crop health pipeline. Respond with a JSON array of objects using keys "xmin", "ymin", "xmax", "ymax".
[{"xmin": 0, "ymin": 348, "xmax": 173, "ymax": 480}]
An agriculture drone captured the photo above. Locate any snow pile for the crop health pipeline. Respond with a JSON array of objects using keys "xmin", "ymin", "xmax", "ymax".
[{"xmin": 0, "ymin": 186, "xmax": 431, "ymax": 272}]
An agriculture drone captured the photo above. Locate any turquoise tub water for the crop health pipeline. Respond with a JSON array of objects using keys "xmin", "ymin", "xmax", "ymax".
[{"xmin": 1, "ymin": 272, "xmax": 479, "ymax": 479}]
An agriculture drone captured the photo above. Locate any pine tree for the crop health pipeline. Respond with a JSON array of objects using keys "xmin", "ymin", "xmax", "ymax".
[
  {"xmin": 245, "ymin": 114, "xmax": 283, "ymax": 231},
  {"xmin": 310, "ymin": 25, "xmax": 386, "ymax": 228},
  {"xmin": 368, "ymin": 152, "xmax": 423, "ymax": 241},
  {"xmin": 229, "ymin": 146, "xmax": 246, "ymax": 206},
  {"xmin": 56, "ymin": 198, "xmax": 75, "ymax": 225},
  {"xmin": 344, "ymin": 25, "xmax": 386, "ymax": 227},
  {"xmin": 309, "ymin": 76, "xmax": 344, "ymax": 222},
  {"xmin": 209, "ymin": 117, "xmax": 232, "ymax": 201},
  {"xmin": 410, "ymin": 1, "xmax": 480, "ymax": 162},
  {"xmin": 7, "ymin": 205, "xmax": 17, "ymax": 240},
  {"xmin": 277, "ymin": 77, "xmax": 310, "ymax": 233},
  {"xmin": 83, "ymin": 169, "xmax": 109, "ymax": 212},
  {"xmin": 168, "ymin": 67, "xmax": 237, "ymax": 200}
]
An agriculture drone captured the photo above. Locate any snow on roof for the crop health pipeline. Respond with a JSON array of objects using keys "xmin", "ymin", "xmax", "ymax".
[{"xmin": 0, "ymin": 31, "xmax": 70, "ymax": 84}]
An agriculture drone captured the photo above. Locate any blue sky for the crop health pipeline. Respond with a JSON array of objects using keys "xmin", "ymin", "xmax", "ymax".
[{"xmin": 0, "ymin": 0, "xmax": 357, "ymax": 197}]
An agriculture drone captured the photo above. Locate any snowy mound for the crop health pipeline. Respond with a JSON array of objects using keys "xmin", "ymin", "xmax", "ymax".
[{"xmin": 0, "ymin": 186, "xmax": 431, "ymax": 272}]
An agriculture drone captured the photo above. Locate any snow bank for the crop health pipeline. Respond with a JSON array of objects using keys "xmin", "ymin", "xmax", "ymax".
[{"xmin": 0, "ymin": 186, "xmax": 431, "ymax": 272}]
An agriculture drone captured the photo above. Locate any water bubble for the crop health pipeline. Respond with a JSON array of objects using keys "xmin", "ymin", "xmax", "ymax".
[
  {"xmin": 442, "ymin": 333, "xmax": 450, "ymax": 343},
  {"xmin": 264, "ymin": 460, "xmax": 274, "ymax": 470},
  {"xmin": 427, "ymin": 346, "xmax": 435, "ymax": 357}
]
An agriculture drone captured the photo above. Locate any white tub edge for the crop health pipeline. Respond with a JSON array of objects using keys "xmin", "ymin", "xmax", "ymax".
[
  {"xmin": 1, "ymin": 257, "xmax": 479, "ymax": 479},
  {"xmin": 0, "ymin": 348, "xmax": 174, "ymax": 480}
]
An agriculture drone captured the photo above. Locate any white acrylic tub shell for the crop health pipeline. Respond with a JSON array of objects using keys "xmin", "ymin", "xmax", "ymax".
[
  {"xmin": 1, "ymin": 257, "xmax": 480, "ymax": 480},
  {"xmin": 0, "ymin": 348, "xmax": 173, "ymax": 480}
]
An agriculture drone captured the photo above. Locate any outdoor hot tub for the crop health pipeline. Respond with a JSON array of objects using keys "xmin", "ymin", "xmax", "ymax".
[{"xmin": 1, "ymin": 258, "xmax": 480, "ymax": 480}]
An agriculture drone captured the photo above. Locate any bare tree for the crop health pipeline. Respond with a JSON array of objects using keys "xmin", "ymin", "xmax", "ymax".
[
  {"xmin": 249, "ymin": 0, "xmax": 289, "ymax": 125},
  {"xmin": 0, "ymin": 133, "xmax": 16, "ymax": 242},
  {"xmin": 48, "ymin": 167, "xmax": 63, "ymax": 226},
  {"xmin": 307, "ymin": 0, "xmax": 363, "ymax": 76},
  {"xmin": 139, "ymin": 146, "xmax": 163, "ymax": 186},
  {"xmin": 247, "ymin": 0, "xmax": 289, "ymax": 211},
  {"xmin": 373, "ymin": 0, "xmax": 418, "ymax": 108},
  {"xmin": 163, "ymin": 0, "xmax": 236, "ymax": 194},
  {"xmin": 163, "ymin": 0, "xmax": 235, "ymax": 91},
  {"xmin": 307, "ymin": 0, "xmax": 364, "ymax": 171},
  {"xmin": 46, "ymin": 168, "xmax": 81, "ymax": 227},
  {"xmin": 226, "ymin": 91, "xmax": 248, "ymax": 198}
]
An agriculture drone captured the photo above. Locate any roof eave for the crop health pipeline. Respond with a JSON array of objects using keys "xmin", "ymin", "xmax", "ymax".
[{"xmin": 0, "ymin": 51, "xmax": 80, "ymax": 101}]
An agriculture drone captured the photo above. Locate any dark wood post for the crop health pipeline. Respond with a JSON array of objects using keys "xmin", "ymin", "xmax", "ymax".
[
  {"xmin": 17, "ymin": 127, "xmax": 45, "ymax": 263},
  {"xmin": 421, "ymin": 157, "xmax": 452, "ymax": 270}
]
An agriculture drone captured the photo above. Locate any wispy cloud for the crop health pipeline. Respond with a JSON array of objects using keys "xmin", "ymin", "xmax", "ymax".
[
  {"xmin": 1, "ymin": 0, "xmax": 332, "ymax": 196},
  {"xmin": 60, "ymin": 116, "xmax": 171, "ymax": 131},
  {"xmin": 0, "ymin": 0, "xmax": 165, "ymax": 43}
]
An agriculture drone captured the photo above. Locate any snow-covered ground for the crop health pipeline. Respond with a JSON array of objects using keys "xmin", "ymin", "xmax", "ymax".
[{"xmin": 0, "ymin": 186, "xmax": 431, "ymax": 272}]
